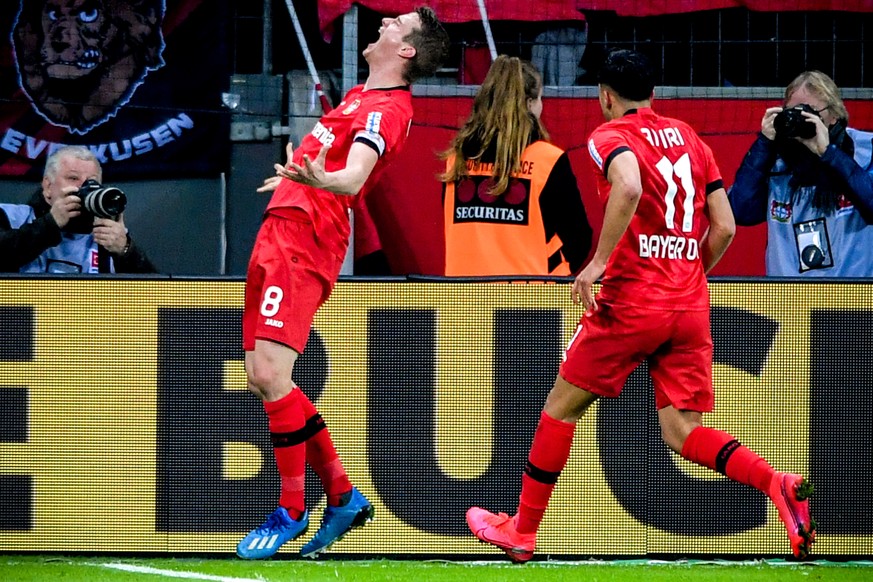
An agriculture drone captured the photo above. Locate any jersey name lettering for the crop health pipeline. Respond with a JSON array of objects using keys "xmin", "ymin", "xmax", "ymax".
[
  {"xmin": 638, "ymin": 234, "xmax": 699, "ymax": 260},
  {"xmin": 641, "ymin": 126, "xmax": 685, "ymax": 149}
]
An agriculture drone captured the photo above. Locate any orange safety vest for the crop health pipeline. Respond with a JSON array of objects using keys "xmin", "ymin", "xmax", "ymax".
[{"xmin": 443, "ymin": 140, "xmax": 569, "ymax": 276}]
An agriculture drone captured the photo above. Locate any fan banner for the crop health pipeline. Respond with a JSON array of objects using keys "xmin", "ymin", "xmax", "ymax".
[{"xmin": 0, "ymin": 0, "xmax": 230, "ymax": 179}]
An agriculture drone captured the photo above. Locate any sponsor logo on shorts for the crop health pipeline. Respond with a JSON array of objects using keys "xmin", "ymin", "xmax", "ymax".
[{"xmin": 265, "ymin": 318, "xmax": 284, "ymax": 328}]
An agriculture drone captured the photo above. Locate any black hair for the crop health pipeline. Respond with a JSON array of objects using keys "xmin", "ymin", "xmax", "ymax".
[{"xmin": 596, "ymin": 49, "xmax": 656, "ymax": 101}]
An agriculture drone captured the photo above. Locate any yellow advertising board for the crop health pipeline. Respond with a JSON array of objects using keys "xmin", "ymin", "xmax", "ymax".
[{"xmin": 0, "ymin": 278, "xmax": 870, "ymax": 557}]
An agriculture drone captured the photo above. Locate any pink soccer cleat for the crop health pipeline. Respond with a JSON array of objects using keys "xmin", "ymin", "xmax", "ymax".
[
  {"xmin": 466, "ymin": 507, "xmax": 536, "ymax": 563},
  {"xmin": 769, "ymin": 472, "xmax": 816, "ymax": 559}
]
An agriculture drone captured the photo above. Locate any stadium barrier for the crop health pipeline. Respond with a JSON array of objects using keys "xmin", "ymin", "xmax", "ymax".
[{"xmin": 0, "ymin": 277, "xmax": 870, "ymax": 558}]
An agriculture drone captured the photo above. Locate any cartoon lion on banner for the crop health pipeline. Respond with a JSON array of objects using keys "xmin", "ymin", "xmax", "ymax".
[{"xmin": 12, "ymin": 0, "xmax": 166, "ymax": 134}]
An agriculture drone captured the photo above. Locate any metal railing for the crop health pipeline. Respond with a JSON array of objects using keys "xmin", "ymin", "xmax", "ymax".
[{"xmin": 232, "ymin": 5, "xmax": 871, "ymax": 89}]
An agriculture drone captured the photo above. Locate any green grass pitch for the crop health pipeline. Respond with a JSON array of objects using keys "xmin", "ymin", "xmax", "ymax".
[{"xmin": 1, "ymin": 555, "xmax": 872, "ymax": 582}]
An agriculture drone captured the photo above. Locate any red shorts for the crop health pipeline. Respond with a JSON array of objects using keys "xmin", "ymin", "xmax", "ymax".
[
  {"xmin": 243, "ymin": 213, "xmax": 344, "ymax": 354},
  {"xmin": 559, "ymin": 303, "xmax": 714, "ymax": 412}
]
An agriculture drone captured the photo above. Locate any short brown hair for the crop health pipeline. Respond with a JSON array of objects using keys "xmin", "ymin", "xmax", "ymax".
[{"xmin": 402, "ymin": 7, "xmax": 450, "ymax": 84}]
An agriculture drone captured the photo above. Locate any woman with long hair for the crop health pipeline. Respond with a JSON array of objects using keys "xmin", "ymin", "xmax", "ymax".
[{"xmin": 442, "ymin": 55, "xmax": 591, "ymax": 276}]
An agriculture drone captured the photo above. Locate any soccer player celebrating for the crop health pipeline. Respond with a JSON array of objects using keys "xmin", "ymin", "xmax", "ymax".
[
  {"xmin": 237, "ymin": 8, "xmax": 448, "ymax": 560},
  {"xmin": 466, "ymin": 49, "xmax": 815, "ymax": 562}
]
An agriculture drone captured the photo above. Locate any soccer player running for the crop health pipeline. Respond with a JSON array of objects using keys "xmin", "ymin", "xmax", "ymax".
[
  {"xmin": 466, "ymin": 49, "xmax": 815, "ymax": 562},
  {"xmin": 237, "ymin": 8, "xmax": 448, "ymax": 560}
]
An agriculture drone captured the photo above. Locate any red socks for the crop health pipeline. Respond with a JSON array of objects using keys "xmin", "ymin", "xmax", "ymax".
[
  {"xmin": 297, "ymin": 391, "xmax": 353, "ymax": 506},
  {"xmin": 681, "ymin": 426, "xmax": 775, "ymax": 492},
  {"xmin": 264, "ymin": 390, "xmax": 306, "ymax": 519},
  {"xmin": 516, "ymin": 411, "xmax": 576, "ymax": 534},
  {"xmin": 264, "ymin": 388, "xmax": 354, "ymax": 517}
]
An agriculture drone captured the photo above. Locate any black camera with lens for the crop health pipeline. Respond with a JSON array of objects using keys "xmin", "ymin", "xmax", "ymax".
[
  {"xmin": 78, "ymin": 179, "xmax": 127, "ymax": 219},
  {"xmin": 773, "ymin": 103, "xmax": 819, "ymax": 140}
]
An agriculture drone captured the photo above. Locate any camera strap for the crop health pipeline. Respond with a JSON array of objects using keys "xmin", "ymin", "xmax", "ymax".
[
  {"xmin": 829, "ymin": 119, "xmax": 852, "ymax": 157},
  {"xmin": 97, "ymin": 245, "xmax": 112, "ymax": 273}
]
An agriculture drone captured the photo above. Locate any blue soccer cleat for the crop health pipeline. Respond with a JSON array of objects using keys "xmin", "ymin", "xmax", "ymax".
[
  {"xmin": 236, "ymin": 507, "xmax": 309, "ymax": 560},
  {"xmin": 300, "ymin": 487, "xmax": 374, "ymax": 557}
]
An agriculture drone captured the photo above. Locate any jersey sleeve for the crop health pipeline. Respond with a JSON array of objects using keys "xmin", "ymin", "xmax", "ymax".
[
  {"xmin": 351, "ymin": 95, "xmax": 411, "ymax": 158},
  {"xmin": 587, "ymin": 127, "xmax": 632, "ymax": 177},
  {"xmin": 698, "ymin": 138, "xmax": 725, "ymax": 194}
]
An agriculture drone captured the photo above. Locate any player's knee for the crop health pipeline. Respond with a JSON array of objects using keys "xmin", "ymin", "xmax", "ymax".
[
  {"xmin": 245, "ymin": 377, "xmax": 266, "ymax": 400},
  {"xmin": 660, "ymin": 419, "xmax": 700, "ymax": 454},
  {"xmin": 544, "ymin": 377, "xmax": 598, "ymax": 422},
  {"xmin": 660, "ymin": 427, "xmax": 684, "ymax": 454},
  {"xmin": 246, "ymin": 359, "xmax": 281, "ymax": 399}
]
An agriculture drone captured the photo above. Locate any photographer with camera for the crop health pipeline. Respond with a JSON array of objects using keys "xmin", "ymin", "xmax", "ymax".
[
  {"xmin": 729, "ymin": 70, "xmax": 873, "ymax": 276},
  {"xmin": 0, "ymin": 145, "xmax": 156, "ymax": 273}
]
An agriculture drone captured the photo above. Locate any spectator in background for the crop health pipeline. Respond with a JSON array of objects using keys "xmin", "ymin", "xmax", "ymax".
[
  {"xmin": 441, "ymin": 55, "xmax": 591, "ymax": 276},
  {"xmin": 0, "ymin": 145, "xmax": 156, "ymax": 273},
  {"xmin": 466, "ymin": 49, "xmax": 815, "ymax": 563},
  {"xmin": 531, "ymin": 23, "xmax": 587, "ymax": 87},
  {"xmin": 729, "ymin": 70, "xmax": 873, "ymax": 276}
]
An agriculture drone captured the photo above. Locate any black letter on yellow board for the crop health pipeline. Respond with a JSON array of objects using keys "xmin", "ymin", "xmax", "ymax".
[
  {"xmin": 810, "ymin": 309, "xmax": 873, "ymax": 535},
  {"xmin": 368, "ymin": 308, "xmax": 560, "ymax": 536},
  {"xmin": 0, "ymin": 306, "xmax": 33, "ymax": 530},
  {"xmin": 156, "ymin": 307, "xmax": 328, "ymax": 531}
]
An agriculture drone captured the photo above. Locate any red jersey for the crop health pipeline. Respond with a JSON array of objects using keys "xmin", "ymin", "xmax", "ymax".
[
  {"xmin": 586, "ymin": 108, "xmax": 723, "ymax": 311},
  {"xmin": 267, "ymin": 84, "xmax": 413, "ymax": 258}
]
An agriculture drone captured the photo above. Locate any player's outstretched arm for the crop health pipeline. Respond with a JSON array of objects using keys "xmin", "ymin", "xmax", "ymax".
[{"xmin": 282, "ymin": 142, "xmax": 379, "ymax": 196}]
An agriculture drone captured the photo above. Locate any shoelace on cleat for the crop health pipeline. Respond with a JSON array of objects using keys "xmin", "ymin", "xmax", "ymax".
[{"xmin": 257, "ymin": 511, "xmax": 287, "ymax": 534}]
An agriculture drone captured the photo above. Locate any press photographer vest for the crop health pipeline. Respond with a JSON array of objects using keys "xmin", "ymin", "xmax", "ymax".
[
  {"xmin": 765, "ymin": 127, "xmax": 873, "ymax": 277},
  {"xmin": 0, "ymin": 203, "xmax": 111, "ymax": 274},
  {"xmin": 444, "ymin": 140, "xmax": 570, "ymax": 276}
]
